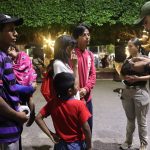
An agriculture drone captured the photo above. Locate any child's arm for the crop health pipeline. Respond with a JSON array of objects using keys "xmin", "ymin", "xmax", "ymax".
[
  {"xmin": 82, "ymin": 121, "xmax": 92, "ymax": 150},
  {"xmin": 35, "ymin": 112, "xmax": 60, "ymax": 143},
  {"xmin": 71, "ymin": 50, "xmax": 79, "ymax": 91},
  {"xmin": 26, "ymin": 97, "xmax": 35, "ymax": 127},
  {"xmin": 15, "ymin": 84, "xmax": 35, "ymax": 94}
]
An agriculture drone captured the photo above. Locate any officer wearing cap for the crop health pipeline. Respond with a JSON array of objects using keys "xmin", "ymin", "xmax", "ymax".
[
  {"xmin": 127, "ymin": 1, "xmax": 150, "ymax": 73},
  {"xmin": 134, "ymin": 1, "xmax": 150, "ymax": 29},
  {"xmin": 134, "ymin": 1, "xmax": 150, "ymax": 52}
]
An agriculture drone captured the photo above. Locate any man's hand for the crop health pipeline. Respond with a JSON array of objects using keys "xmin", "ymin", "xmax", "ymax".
[
  {"xmin": 124, "ymin": 75, "xmax": 140, "ymax": 83},
  {"xmin": 130, "ymin": 57, "xmax": 150, "ymax": 73},
  {"xmin": 16, "ymin": 111, "xmax": 28, "ymax": 124},
  {"xmin": 49, "ymin": 131, "xmax": 61, "ymax": 144},
  {"xmin": 51, "ymin": 133, "xmax": 61, "ymax": 143},
  {"xmin": 132, "ymin": 57, "xmax": 150, "ymax": 63},
  {"xmin": 132, "ymin": 61, "xmax": 147, "ymax": 73},
  {"xmin": 79, "ymin": 88, "xmax": 87, "ymax": 98}
]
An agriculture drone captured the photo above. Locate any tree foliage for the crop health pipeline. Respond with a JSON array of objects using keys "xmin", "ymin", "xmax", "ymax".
[
  {"xmin": 0, "ymin": 0, "xmax": 148, "ymax": 45},
  {"xmin": 0, "ymin": 0, "xmax": 148, "ymax": 27}
]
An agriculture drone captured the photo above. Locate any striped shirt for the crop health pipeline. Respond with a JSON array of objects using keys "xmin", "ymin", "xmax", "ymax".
[{"xmin": 0, "ymin": 51, "xmax": 21, "ymax": 143}]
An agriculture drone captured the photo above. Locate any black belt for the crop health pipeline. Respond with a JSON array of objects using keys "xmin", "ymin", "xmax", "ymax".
[{"xmin": 125, "ymin": 85, "xmax": 146, "ymax": 89}]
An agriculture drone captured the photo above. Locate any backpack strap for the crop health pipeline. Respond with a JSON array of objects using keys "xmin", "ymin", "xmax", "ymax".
[{"xmin": 47, "ymin": 59, "xmax": 54, "ymax": 77}]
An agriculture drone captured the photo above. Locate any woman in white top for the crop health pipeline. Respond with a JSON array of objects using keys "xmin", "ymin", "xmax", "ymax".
[{"xmin": 53, "ymin": 35, "xmax": 80, "ymax": 99}]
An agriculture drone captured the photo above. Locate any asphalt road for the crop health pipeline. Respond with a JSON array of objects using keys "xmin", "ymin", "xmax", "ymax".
[{"xmin": 22, "ymin": 80, "xmax": 150, "ymax": 150}]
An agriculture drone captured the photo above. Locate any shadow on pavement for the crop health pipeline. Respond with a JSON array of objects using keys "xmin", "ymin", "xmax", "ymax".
[
  {"xmin": 22, "ymin": 141, "xmax": 139, "ymax": 150},
  {"xmin": 93, "ymin": 140, "xmax": 138, "ymax": 150},
  {"xmin": 23, "ymin": 145, "xmax": 52, "ymax": 150}
]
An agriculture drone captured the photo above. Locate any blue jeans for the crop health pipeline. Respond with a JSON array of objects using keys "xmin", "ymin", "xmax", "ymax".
[
  {"xmin": 54, "ymin": 141, "xmax": 86, "ymax": 150},
  {"xmin": 86, "ymin": 100, "xmax": 93, "ymax": 133}
]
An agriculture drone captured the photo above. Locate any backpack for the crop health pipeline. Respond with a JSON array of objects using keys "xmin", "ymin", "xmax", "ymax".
[{"xmin": 40, "ymin": 60, "xmax": 56, "ymax": 102}]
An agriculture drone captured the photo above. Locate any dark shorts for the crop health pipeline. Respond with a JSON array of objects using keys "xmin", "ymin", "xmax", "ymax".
[{"xmin": 54, "ymin": 140, "xmax": 86, "ymax": 150}]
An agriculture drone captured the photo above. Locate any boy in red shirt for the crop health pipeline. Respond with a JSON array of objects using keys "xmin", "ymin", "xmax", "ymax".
[{"xmin": 36, "ymin": 72, "xmax": 92, "ymax": 150}]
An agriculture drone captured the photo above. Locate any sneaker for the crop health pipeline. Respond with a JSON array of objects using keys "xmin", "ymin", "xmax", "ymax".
[
  {"xmin": 139, "ymin": 143, "xmax": 147, "ymax": 150},
  {"xmin": 120, "ymin": 142, "xmax": 132, "ymax": 150}
]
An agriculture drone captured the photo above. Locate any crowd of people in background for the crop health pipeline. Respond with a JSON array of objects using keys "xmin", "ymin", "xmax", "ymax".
[{"xmin": 0, "ymin": 1, "xmax": 150, "ymax": 150}]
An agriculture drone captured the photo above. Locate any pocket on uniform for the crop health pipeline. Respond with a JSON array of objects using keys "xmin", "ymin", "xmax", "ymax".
[
  {"xmin": 141, "ymin": 104, "xmax": 149, "ymax": 116},
  {"xmin": 139, "ymin": 89, "xmax": 150, "ymax": 106}
]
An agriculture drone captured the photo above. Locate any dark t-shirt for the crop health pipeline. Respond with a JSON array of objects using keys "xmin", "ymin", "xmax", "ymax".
[{"xmin": 121, "ymin": 56, "xmax": 147, "ymax": 86}]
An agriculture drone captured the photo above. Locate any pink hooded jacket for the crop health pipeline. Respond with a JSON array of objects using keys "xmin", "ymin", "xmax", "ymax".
[
  {"xmin": 13, "ymin": 51, "xmax": 37, "ymax": 86},
  {"xmin": 75, "ymin": 48, "xmax": 96, "ymax": 102}
]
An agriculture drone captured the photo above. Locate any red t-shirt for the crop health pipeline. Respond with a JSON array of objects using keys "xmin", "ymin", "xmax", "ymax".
[{"xmin": 40, "ymin": 98, "xmax": 91, "ymax": 142}]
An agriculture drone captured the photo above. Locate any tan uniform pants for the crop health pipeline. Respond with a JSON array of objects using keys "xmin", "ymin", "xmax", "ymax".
[{"xmin": 121, "ymin": 87, "xmax": 149, "ymax": 145}]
